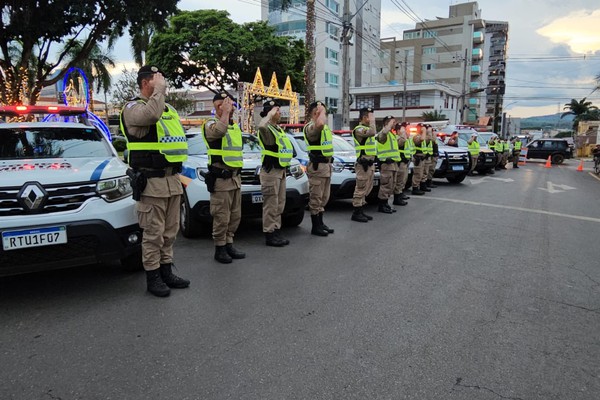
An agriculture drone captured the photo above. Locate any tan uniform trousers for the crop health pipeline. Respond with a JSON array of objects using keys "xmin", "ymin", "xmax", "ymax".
[
  {"xmin": 412, "ymin": 156, "xmax": 425, "ymax": 187},
  {"xmin": 378, "ymin": 162, "xmax": 398, "ymax": 200},
  {"xmin": 394, "ymin": 161, "xmax": 409, "ymax": 194},
  {"xmin": 210, "ymin": 176, "xmax": 242, "ymax": 246},
  {"xmin": 260, "ymin": 167, "xmax": 287, "ymax": 233},
  {"xmin": 307, "ymin": 162, "xmax": 332, "ymax": 215},
  {"xmin": 421, "ymin": 158, "xmax": 431, "ymax": 182},
  {"xmin": 427, "ymin": 157, "xmax": 437, "ymax": 180},
  {"xmin": 352, "ymin": 162, "xmax": 374, "ymax": 207},
  {"xmin": 469, "ymin": 155, "xmax": 478, "ymax": 174},
  {"xmin": 503, "ymin": 151, "xmax": 510, "ymax": 167},
  {"xmin": 496, "ymin": 152, "xmax": 503, "ymax": 167},
  {"xmin": 513, "ymin": 151, "xmax": 521, "ymax": 167},
  {"xmin": 137, "ymin": 194, "xmax": 181, "ymax": 271}
]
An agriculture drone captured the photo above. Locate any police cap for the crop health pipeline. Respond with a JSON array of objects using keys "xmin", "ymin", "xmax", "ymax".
[
  {"xmin": 136, "ymin": 65, "xmax": 163, "ymax": 86},
  {"xmin": 308, "ymin": 101, "xmax": 327, "ymax": 114},
  {"xmin": 260, "ymin": 98, "xmax": 282, "ymax": 117},
  {"xmin": 359, "ymin": 107, "xmax": 374, "ymax": 119},
  {"xmin": 213, "ymin": 91, "xmax": 234, "ymax": 102},
  {"xmin": 382, "ymin": 115, "xmax": 396, "ymax": 126}
]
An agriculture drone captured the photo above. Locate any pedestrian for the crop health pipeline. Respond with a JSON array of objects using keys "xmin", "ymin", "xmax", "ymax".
[
  {"xmin": 425, "ymin": 125, "xmax": 438, "ymax": 189},
  {"xmin": 202, "ymin": 92, "xmax": 246, "ymax": 263},
  {"xmin": 393, "ymin": 122, "xmax": 410, "ymax": 206},
  {"xmin": 512, "ymin": 137, "xmax": 522, "ymax": 168},
  {"xmin": 256, "ymin": 99, "xmax": 293, "ymax": 246},
  {"xmin": 303, "ymin": 101, "xmax": 334, "ymax": 236},
  {"xmin": 410, "ymin": 124, "xmax": 426, "ymax": 195},
  {"xmin": 467, "ymin": 133, "xmax": 480, "ymax": 176},
  {"xmin": 120, "ymin": 65, "xmax": 190, "ymax": 297},
  {"xmin": 376, "ymin": 115, "xmax": 400, "ymax": 213},
  {"xmin": 350, "ymin": 107, "xmax": 377, "ymax": 223}
]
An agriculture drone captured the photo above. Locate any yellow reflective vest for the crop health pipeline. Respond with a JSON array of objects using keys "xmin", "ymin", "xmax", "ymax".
[
  {"xmin": 377, "ymin": 132, "xmax": 401, "ymax": 162},
  {"xmin": 202, "ymin": 119, "xmax": 244, "ymax": 168},
  {"xmin": 468, "ymin": 140, "xmax": 480, "ymax": 156},
  {"xmin": 258, "ymin": 124, "xmax": 294, "ymax": 167},
  {"xmin": 303, "ymin": 123, "xmax": 334, "ymax": 157},
  {"xmin": 352, "ymin": 124, "xmax": 377, "ymax": 157}
]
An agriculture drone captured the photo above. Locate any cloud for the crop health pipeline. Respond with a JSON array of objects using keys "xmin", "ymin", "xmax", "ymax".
[{"xmin": 537, "ymin": 9, "xmax": 600, "ymax": 54}]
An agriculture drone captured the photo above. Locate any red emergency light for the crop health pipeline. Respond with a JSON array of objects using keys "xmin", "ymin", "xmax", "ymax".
[{"xmin": 0, "ymin": 105, "xmax": 87, "ymax": 117}]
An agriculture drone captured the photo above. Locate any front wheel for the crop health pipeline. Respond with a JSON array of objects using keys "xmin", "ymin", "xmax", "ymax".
[
  {"xmin": 180, "ymin": 193, "xmax": 207, "ymax": 238},
  {"xmin": 447, "ymin": 174, "xmax": 467, "ymax": 184},
  {"xmin": 282, "ymin": 209, "xmax": 305, "ymax": 227},
  {"xmin": 551, "ymin": 153, "xmax": 565, "ymax": 164},
  {"xmin": 594, "ymin": 160, "xmax": 600, "ymax": 174}
]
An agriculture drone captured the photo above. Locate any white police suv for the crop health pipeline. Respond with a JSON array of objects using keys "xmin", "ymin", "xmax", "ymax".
[{"xmin": 0, "ymin": 105, "xmax": 142, "ymax": 276}]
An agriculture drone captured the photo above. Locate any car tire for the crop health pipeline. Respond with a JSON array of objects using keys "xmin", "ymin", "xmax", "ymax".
[
  {"xmin": 551, "ymin": 153, "xmax": 564, "ymax": 165},
  {"xmin": 282, "ymin": 208, "xmax": 305, "ymax": 227},
  {"xmin": 120, "ymin": 249, "xmax": 143, "ymax": 272},
  {"xmin": 446, "ymin": 174, "xmax": 467, "ymax": 184},
  {"xmin": 180, "ymin": 192, "xmax": 207, "ymax": 238}
]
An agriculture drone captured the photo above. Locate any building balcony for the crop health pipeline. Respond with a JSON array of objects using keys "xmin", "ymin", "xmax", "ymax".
[
  {"xmin": 473, "ymin": 31, "xmax": 484, "ymax": 44},
  {"xmin": 470, "ymin": 82, "xmax": 481, "ymax": 90},
  {"xmin": 472, "ymin": 48, "xmax": 483, "ymax": 60},
  {"xmin": 471, "ymin": 65, "xmax": 481, "ymax": 76},
  {"xmin": 469, "ymin": 98, "xmax": 480, "ymax": 106}
]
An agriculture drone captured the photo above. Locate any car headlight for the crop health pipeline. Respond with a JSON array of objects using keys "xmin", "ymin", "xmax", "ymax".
[
  {"xmin": 332, "ymin": 160, "xmax": 345, "ymax": 173},
  {"xmin": 196, "ymin": 166, "xmax": 208, "ymax": 181},
  {"xmin": 289, "ymin": 163, "xmax": 305, "ymax": 179},
  {"xmin": 97, "ymin": 176, "xmax": 133, "ymax": 202}
]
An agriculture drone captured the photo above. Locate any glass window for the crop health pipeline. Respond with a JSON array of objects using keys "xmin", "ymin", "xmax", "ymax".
[
  {"xmin": 423, "ymin": 47, "xmax": 436, "ymax": 55},
  {"xmin": 332, "ymin": 135, "xmax": 354, "ymax": 152},
  {"xmin": 325, "ymin": 72, "xmax": 339, "ymax": 87}
]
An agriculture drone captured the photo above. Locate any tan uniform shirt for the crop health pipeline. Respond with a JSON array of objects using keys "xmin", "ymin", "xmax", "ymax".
[
  {"xmin": 204, "ymin": 118, "xmax": 241, "ymax": 190},
  {"xmin": 121, "ymin": 84, "xmax": 182, "ymax": 198},
  {"xmin": 354, "ymin": 124, "xmax": 376, "ymax": 161},
  {"xmin": 257, "ymin": 116, "xmax": 277, "ymax": 147}
]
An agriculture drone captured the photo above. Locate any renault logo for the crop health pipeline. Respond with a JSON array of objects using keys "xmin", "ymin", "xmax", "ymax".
[{"xmin": 18, "ymin": 182, "xmax": 47, "ymax": 211}]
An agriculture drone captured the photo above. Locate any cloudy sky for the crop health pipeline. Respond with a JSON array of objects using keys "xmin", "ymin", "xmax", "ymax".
[{"xmin": 111, "ymin": 0, "xmax": 600, "ymax": 118}]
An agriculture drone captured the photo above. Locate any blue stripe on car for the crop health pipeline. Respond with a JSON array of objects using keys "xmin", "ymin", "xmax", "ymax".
[
  {"xmin": 90, "ymin": 159, "xmax": 110, "ymax": 181},
  {"xmin": 181, "ymin": 165, "xmax": 197, "ymax": 179}
]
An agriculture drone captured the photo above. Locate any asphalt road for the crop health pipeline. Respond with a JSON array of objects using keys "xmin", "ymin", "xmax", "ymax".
[{"xmin": 1, "ymin": 159, "xmax": 599, "ymax": 400}]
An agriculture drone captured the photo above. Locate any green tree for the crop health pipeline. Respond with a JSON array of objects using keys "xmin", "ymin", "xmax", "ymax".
[
  {"xmin": 130, "ymin": 23, "xmax": 155, "ymax": 67},
  {"xmin": 166, "ymin": 91, "xmax": 195, "ymax": 116},
  {"xmin": 422, "ymin": 110, "xmax": 447, "ymax": 121},
  {"xmin": 0, "ymin": 0, "xmax": 178, "ymax": 105},
  {"xmin": 62, "ymin": 40, "xmax": 115, "ymax": 95},
  {"xmin": 147, "ymin": 10, "xmax": 307, "ymax": 96},
  {"xmin": 110, "ymin": 68, "xmax": 139, "ymax": 110},
  {"xmin": 561, "ymin": 97, "xmax": 599, "ymax": 131}
]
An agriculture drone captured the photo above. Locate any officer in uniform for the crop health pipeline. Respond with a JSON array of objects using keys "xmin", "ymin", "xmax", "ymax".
[
  {"xmin": 256, "ymin": 99, "xmax": 293, "ymax": 246},
  {"xmin": 502, "ymin": 139, "xmax": 510, "ymax": 169},
  {"xmin": 202, "ymin": 92, "xmax": 246, "ymax": 263},
  {"xmin": 467, "ymin": 133, "xmax": 480, "ymax": 176},
  {"xmin": 491, "ymin": 136, "xmax": 503, "ymax": 170},
  {"xmin": 425, "ymin": 125, "xmax": 438, "ymax": 189},
  {"xmin": 376, "ymin": 115, "xmax": 399, "ymax": 213},
  {"xmin": 420, "ymin": 125, "xmax": 433, "ymax": 192},
  {"xmin": 350, "ymin": 107, "xmax": 377, "ymax": 223},
  {"xmin": 392, "ymin": 122, "xmax": 410, "ymax": 206},
  {"xmin": 512, "ymin": 137, "xmax": 522, "ymax": 168},
  {"xmin": 304, "ymin": 101, "xmax": 334, "ymax": 236},
  {"xmin": 410, "ymin": 124, "xmax": 426, "ymax": 195},
  {"xmin": 120, "ymin": 65, "xmax": 190, "ymax": 297}
]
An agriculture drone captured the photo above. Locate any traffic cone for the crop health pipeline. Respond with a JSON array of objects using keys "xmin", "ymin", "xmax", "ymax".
[
  {"xmin": 576, "ymin": 159, "xmax": 584, "ymax": 172},
  {"xmin": 544, "ymin": 156, "xmax": 552, "ymax": 168}
]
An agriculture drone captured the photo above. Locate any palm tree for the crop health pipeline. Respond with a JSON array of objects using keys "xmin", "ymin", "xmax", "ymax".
[
  {"xmin": 561, "ymin": 97, "xmax": 599, "ymax": 131},
  {"xmin": 422, "ymin": 110, "xmax": 447, "ymax": 121},
  {"xmin": 130, "ymin": 23, "xmax": 155, "ymax": 67}
]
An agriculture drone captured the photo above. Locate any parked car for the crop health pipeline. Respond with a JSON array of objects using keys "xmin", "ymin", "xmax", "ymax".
[
  {"xmin": 433, "ymin": 138, "xmax": 471, "ymax": 183},
  {"xmin": 437, "ymin": 125, "xmax": 497, "ymax": 174},
  {"xmin": 524, "ymin": 138, "xmax": 573, "ymax": 164},
  {"xmin": 179, "ymin": 131, "xmax": 309, "ymax": 238},
  {"xmin": 0, "ymin": 105, "xmax": 142, "ymax": 277}
]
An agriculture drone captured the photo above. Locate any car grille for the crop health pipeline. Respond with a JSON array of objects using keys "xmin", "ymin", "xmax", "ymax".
[
  {"xmin": 445, "ymin": 153, "xmax": 470, "ymax": 165},
  {"xmin": 0, "ymin": 235, "xmax": 98, "ymax": 267},
  {"xmin": 0, "ymin": 182, "xmax": 98, "ymax": 216},
  {"xmin": 343, "ymin": 161, "xmax": 356, "ymax": 173},
  {"xmin": 240, "ymin": 168, "xmax": 260, "ymax": 185}
]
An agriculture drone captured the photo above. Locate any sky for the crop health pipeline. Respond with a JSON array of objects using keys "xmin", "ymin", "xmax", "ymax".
[{"xmin": 110, "ymin": 0, "xmax": 600, "ymax": 119}]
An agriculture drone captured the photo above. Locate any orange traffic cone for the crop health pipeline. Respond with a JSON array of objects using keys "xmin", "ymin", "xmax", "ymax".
[
  {"xmin": 576, "ymin": 159, "xmax": 584, "ymax": 171},
  {"xmin": 544, "ymin": 156, "xmax": 552, "ymax": 168}
]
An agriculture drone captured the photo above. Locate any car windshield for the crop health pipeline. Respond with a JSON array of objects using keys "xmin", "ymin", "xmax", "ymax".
[
  {"xmin": 457, "ymin": 132, "xmax": 486, "ymax": 146},
  {"xmin": 293, "ymin": 135, "xmax": 354, "ymax": 154},
  {"xmin": 0, "ymin": 127, "xmax": 113, "ymax": 159},
  {"xmin": 186, "ymin": 132, "xmax": 263, "ymax": 156}
]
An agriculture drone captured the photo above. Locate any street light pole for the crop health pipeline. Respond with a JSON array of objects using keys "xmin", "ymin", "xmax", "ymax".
[
  {"xmin": 402, "ymin": 50, "xmax": 408, "ymax": 122},
  {"xmin": 341, "ymin": 0, "xmax": 351, "ymax": 130}
]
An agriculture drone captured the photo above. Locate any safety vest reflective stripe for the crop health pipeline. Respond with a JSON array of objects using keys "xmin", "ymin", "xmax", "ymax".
[
  {"xmin": 377, "ymin": 132, "xmax": 401, "ymax": 161},
  {"xmin": 410, "ymin": 137, "xmax": 423, "ymax": 152},
  {"xmin": 468, "ymin": 141, "xmax": 480, "ymax": 156},
  {"xmin": 398, "ymin": 140, "xmax": 411, "ymax": 156},
  {"xmin": 304, "ymin": 123, "xmax": 334, "ymax": 156},
  {"xmin": 203, "ymin": 119, "xmax": 244, "ymax": 167},
  {"xmin": 258, "ymin": 125, "xmax": 293, "ymax": 167},
  {"xmin": 423, "ymin": 140, "xmax": 433, "ymax": 155},
  {"xmin": 514, "ymin": 141, "xmax": 522, "ymax": 150},
  {"xmin": 352, "ymin": 125, "xmax": 377, "ymax": 157}
]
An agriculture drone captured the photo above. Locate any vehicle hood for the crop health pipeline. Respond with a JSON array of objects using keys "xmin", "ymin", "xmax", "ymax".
[
  {"xmin": 438, "ymin": 145, "xmax": 468, "ymax": 155},
  {"xmin": 0, "ymin": 157, "xmax": 127, "ymax": 186}
]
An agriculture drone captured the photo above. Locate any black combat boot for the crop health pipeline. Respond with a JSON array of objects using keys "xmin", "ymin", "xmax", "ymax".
[
  {"xmin": 360, "ymin": 208, "xmax": 373, "ymax": 220},
  {"xmin": 311, "ymin": 214, "xmax": 328, "ymax": 236},
  {"xmin": 319, "ymin": 212, "xmax": 334, "ymax": 233},
  {"xmin": 225, "ymin": 243, "xmax": 246, "ymax": 259},
  {"xmin": 401, "ymin": 193, "xmax": 410, "ymax": 200},
  {"xmin": 159, "ymin": 263, "xmax": 190, "ymax": 289},
  {"xmin": 420, "ymin": 182, "xmax": 431, "ymax": 192},
  {"xmin": 412, "ymin": 186, "xmax": 425, "ymax": 195},
  {"xmin": 274, "ymin": 229, "xmax": 290, "ymax": 245},
  {"xmin": 214, "ymin": 245, "xmax": 232, "ymax": 264},
  {"xmin": 378, "ymin": 199, "xmax": 394, "ymax": 214},
  {"xmin": 392, "ymin": 194, "xmax": 408, "ymax": 206},
  {"xmin": 426, "ymin": 179, "xmax": 437, "ymax": 188},
  {"xmin": 351, "ymin": 207, "xmax": 369, "ymax": 223},
  {"xmin": 146, "ymin": 269, "xmax": 170, "ymax": 297},
  {"xmin": 265, "ymin": 232, "xmax": 287, "ymax": 247}
]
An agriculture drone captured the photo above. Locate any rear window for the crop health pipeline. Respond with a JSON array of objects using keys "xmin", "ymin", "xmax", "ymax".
[{"xmin": 0, "ymin": 127, "xmax": 113, "ymax": 159}]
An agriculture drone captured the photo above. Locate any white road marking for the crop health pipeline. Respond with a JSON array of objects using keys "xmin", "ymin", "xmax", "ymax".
[
  {"xmin": 589, "ymin": 172, "xmax": 600, "ymax": 182},
  {"xmin": 539, "ymin": 181, "xmax": 576, "ymax": 193},
  {"xmin": 470, "ymin": 177, "xmax": 514, "ymax": 185},
  {"xmin": 414, "ymin": 196, "xmax": 600, "ymax": 224}
]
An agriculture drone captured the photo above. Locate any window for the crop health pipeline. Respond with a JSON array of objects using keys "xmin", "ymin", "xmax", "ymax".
[
  {"xmin": 325, "ymin": 72, "xmax": 339, "ymax": 87},
  {"xmin": 326, "ymin": 22, "xmax": 339, "ymax": 40},
  {"xmin": 403, "ymin": 31, "xmax": 421, "ymax": 40},
  {"xmin": 325, "ymin": 0, "xmax": 339, "ymax": 13},
  {"xmin": 325, "ymin": 47, "xmax": 339, "ymax": 65},
  {"xmin": 423, "ymin": 47, "xmax": 436, "ymax": 55},
  {"xmin": 423, "ymin": 30, "xmax": 438, "ymax": 38},
  {"xmin": 355, "ymin": 95, "xmax": 376, "ymax": 109},
  {"xmin": 422, "ymin": 64, "xmax": 436, "ymax": 71},
  {"xmin": 393, "ymin": 93, "xmax": 421, "ymax": 107},
  {"xmin": 195, "ymin": 101, "xmax": 204, "ymax": 112},
  {"xmin": 325, "ymin": 97, "xmax": 338, "ymax": 111}
]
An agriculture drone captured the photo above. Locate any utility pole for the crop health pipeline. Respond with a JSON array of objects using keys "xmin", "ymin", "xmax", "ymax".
[
  {"xmin": 341, "ymin": 0, "xmax": 352, "ymax": 130},
  {"xmin": 401, "ymin": 50, "xmax": 408, "ymax": 122},
  {"xmin": 460, "ymin": 47, "xmax": 468, "ymax": 124}
]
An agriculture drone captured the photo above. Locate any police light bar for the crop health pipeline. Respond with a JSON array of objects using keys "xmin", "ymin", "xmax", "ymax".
[{"xmin": 0, "ymin": 105, "xmax": 87, "ymax": 117}]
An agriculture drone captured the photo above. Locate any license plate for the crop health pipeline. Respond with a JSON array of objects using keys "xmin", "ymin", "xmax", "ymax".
[
  {"xmin": 373, "ymin": 179, "xmax": 379, "ymax": 186},
  {"xmin": 2, "ymin": 226, "xmax": 67, "ymax": 251},
  {"xmin": 452, "ymin": 165, "xmax": 465, "ymax": 171},
  {"xmin": 251, "ymin": 193, "xmax": 263, "ymax": 204}
]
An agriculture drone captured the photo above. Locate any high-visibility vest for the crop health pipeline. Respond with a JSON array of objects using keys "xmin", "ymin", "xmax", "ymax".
[
  {"xmin": 423, "ymin": 139, "xmax": 433, "ymax": 155},
  {"xmin": 468, "ymin": 140, "xmax": 480, "ymax": 156},
  {"xmin": 303, "ymin": 123, "xmax": 334, "ymax": 157},
  {"xmin": 503, "ymin": 142, "xmax": 510, "ymax": 152},
  {"xmin": 411, "ymin": 137, "xmax": 424, "ymax": 154},
  {"xmin": 352, "ymin": 124, "xmax": 377, "ymax": 157},
  {"xmin": 398, "ymin": 139, "xmax": 412, "ymax": 159},
  {"xmin": 257, "ymin": 124, "xmax": 294, "ymax": 167},
  {"xmin": 514, "ymin": 141, "xmax": 522, "ymax": 151},
  {"xmin": 377, "ymin": 132, "xmax": 401, "ymax": 162},
  {"xmin": 120, "ymin": 99, "xmax": 188, "ymax": 168},
  {"xmin": 202, "ymin": 119, "xmax": 244, "ymax": 168}
]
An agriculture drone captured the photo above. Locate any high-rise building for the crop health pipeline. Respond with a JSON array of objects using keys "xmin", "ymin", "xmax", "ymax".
[{"xmin": 262, "ymin": 0, "xmax": 381, "ymax": 126}]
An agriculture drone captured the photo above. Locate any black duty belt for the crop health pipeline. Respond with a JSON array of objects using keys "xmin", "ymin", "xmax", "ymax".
[
  {"xmin": 209, "ymin": 165, "xmax": 240, "ymax": 179},
  {"xmin": 139, "ymin": 166, "xmax": 181, "ymax": 178},
  {"xmin": 309, "ymin": 154, "xmax": 332, "ymax": 163}
]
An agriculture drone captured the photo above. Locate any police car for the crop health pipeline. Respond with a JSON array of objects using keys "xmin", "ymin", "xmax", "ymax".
[{"xmin": 0, "ymin": 105, "xmax": 142, "ymax": 276}]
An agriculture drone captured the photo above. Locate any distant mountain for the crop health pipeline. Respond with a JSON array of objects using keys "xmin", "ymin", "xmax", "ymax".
[{"xmin": 520, "ymin": 113, "xmax": 574, "ymax": 129}]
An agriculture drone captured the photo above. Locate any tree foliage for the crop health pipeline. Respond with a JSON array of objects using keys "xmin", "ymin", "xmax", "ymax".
[
  {"xmin": 110, "ymin": 68, "xmax": 139, "ymax": 110},
  {"xmin": 0, "ymin": 0, "xmax": 178, "ymax": 105},
  {"xmin": 421, "ymin": 110, "xmax": 447, "ymax": 121},
  {"xmin": 146, "ymin": 10, "xmax": 307, "ymax": 95},
  {"xmin": 561, "ymin": 97, "xmax": 599, "ymax": 131}
]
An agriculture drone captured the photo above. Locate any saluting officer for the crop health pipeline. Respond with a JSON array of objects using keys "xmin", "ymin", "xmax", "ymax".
[
  {"xmin": 491, "ymin": 136, "xmax": 503, "ymax": 170},
  {"xmin": 304, "ymin": 101, "xmax": 335, "ymax": 236},
  {"xmin": 502, "ymin": 139, "xmax": 510, "ymax": 169},
  {"xmin": 350, "ymin": 107, "xmax": 377, "ymax": 223},
  {"xmin": 410, "ymin": 124, "xmax": 426, "ymax": 195},
  {"xmin": 202, "ymin": 92, "xmax": 246, "ymax": 264},
  {"xmin": 512, "ymin": 137, "xmax": 522, "ymax": 168},
  {"xmin": 376, "ymin": 115, "xmax": 400, "ymax": 214},
  {"xmin": 467, "ymin": 132, "xmax": 480, "ymax": 176},
  {"xmin": 256, "ymin": 99, "xmax": 294, "ymax": 246},
  {"xmin": 419, "ymin": 125, "xmax": 433, "ymax": 192},
  {"xmin": 120, "ymin": 65, "xmax": 190, "ymax": 297},
  {"xmin": 392, "ymin": 122, "xmax": 410, "ymax": 206},
  {"xmin": 425, "ymin": 125, "xmax": 438, "ymax": 189}
]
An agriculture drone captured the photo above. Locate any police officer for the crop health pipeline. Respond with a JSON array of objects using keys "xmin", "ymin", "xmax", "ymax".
[
  {"xmin": 425, "ymin": 125, "xmax": 438, "ymax": 189},
  {"xmin": 467, "ymin": 132, "xmax": 480, "ymax": 176},
  {"xmin": 420, "ymin": 125, "xmax": 433, "ymax": 192},
  {"xmin": 512, "ymin": 137, "xmax": 522, "ymax": 168},
  {"xmin": 410, "ymin": 124, "xmax": 426, "ymax": 195},
  {"xmin": 502, "ymin": 139, "xmax": 510, "ymax": 169},
  {"xmin": 203, "ymin": 92, "xmax": 246, "ymax": 263},
  {"xmin": 120, "ymin": 65, "xmax": 190, "ymax": 297},
  {"xmin": 350, "ymin": 107, "xmax": 377, "ymax": 223},
  {"xmin": 491, "ymin": 136, "xmax": 503, "ymax": 170},
  {"xmin": 304, "ymin": 101, "xmax": 334, "ymax": 236},
  {"xmin": 256, "ymin": 99, "xmax": 293, "ymax": 246},
  {"xmin": 376, "ymin": 115, "xmax": 399, "ymax": 213},
  {"xmin": 393, "ymin": 122, "xmax": 410, "ymax": 206}
]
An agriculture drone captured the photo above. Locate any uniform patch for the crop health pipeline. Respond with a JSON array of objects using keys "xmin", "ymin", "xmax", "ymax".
[{"xmin": 126, "ymin": 102, "xmax": 137, "ymax": 109}]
